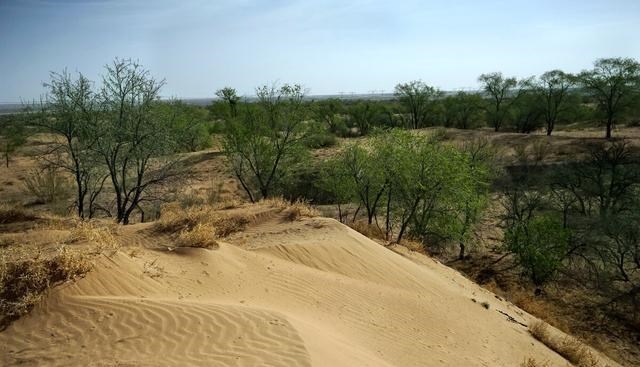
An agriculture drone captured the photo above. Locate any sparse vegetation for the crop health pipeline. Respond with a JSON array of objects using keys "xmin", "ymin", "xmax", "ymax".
[
  {"xmin": 529, "ymin": 321, "xmax": 602, "ymax": 367},
  {"xmin": 0, "ymin": 205, "xmax": 37, "ymax": 224},
  {"xmin": 0, "ymin": 246, "xmax": 92, "ymax": 329}
]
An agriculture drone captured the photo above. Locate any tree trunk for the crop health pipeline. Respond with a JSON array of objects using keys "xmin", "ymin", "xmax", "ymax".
[{"xmin": 458, "ymin": 242, "xmax": 466, "ymax": 260}]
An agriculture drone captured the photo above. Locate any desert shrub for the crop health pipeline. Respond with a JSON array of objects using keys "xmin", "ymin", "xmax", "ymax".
[
  {"xmin": 178, "ymin": 191, "xmax": 206, "ymax": 208},
  {"xmin": 67, "ymin": 220, "xmax": 120, "ymax": 255},
  {"xmin": 0, "ymin": 246, "xmax": 91, "ymax": 328},
  {"xmin": 529, "ymin": 321, "xmax": 601, "ymax": 367},
  {"xmin": 260, "ymin": 197, "xmax": 319, "ymax": 220},
  {"xmin": 21, "ymin": 167, "xmax": 71, "ymax": 204},
  {"xmin": 304, "ymin": 121, "xmax": 337, "ymax": 148},
  {"xmin": 504, "ymin": 214, "xmax": 570, "ymax": 285},
  {"xmin": 0, "ymin": 205, "xmax": 37, "ymax": 224},
  {"xmin": 222, "ymin": 83, "xmax": 311, "ymax": 202},
  {"xmin": 177, "ymin": 223, "xmax": 219, "ymax": 249},
  {"xmin": 348, "ymin": 220, "xmax": 386, "ymax": 241},
  {"xmin": 153, "ymin": 203, "xmax": 254, "ymax": 248},
  {"xmin": 281, "ymin": 200, "xmax": 320, "ymax": 221}
]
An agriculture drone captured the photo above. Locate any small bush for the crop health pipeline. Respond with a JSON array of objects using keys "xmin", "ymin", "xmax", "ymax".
[
  {"xmin": 348, "ymin": 220, "xmax": 386, "ymax": 240},
  {"xmin": 177, "ymin": 223, "xmax": 219, "ymax": 249},
  {"xmin": 0, "ymin": 246, "xmax": 91, "ymax": 328},
  {"xmin": 153, "ymin": 203, "xmax": 254, "ymax": 248},
  {"xmin": 67, "ymin": 220, "xmax": 120, "ymax": 255},
  {"xmin": 260, "ymin": 197, "xmax": 320, "ymax": 220},
  {"xmin": 305, "ymin": 130, "xmax": 337, "ymax": 149},
  {"xmin": 529, "ymin": 320, "xmax": 551, "ymax": 342},
  {"xmin": 529, "ymin": 321, "xmax": 601, "ymax": 367}
]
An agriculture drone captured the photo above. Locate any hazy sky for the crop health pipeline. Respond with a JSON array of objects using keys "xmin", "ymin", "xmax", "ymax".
[{"xmin": 1, "ymin": 0, "xmax": 639, "ymax": 101}]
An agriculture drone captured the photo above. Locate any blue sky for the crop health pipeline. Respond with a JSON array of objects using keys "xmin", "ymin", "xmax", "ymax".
[{"xmin": 1, "ymin": 0, "xmax": 639, "ymax": 101}]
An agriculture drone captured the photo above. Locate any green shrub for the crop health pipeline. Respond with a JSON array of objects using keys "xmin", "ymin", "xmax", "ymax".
[{"xmin": 504, "ymin": 214, "xmax": 570, "ymax": 285}]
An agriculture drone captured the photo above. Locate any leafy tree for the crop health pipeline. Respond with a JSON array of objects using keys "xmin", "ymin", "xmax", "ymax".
[
  {"xmin": 535, "ymin": 70, "xmax": 574, "ymax": 136},
  {"xmin": 340, "ymin": 143, "xmax": 387, "ymax": 224},
  {"xmin": 504, "ymin": 214, "xmax": 571, "ymax": 286},
  {"xmin": 347, "ymin": 101, "xmax": 381, "ymax": 136},
  {"xmin": 1, "ymin": 117, "xmax": 27, "ymax": 168},
  {"xmin": 157, "ymin": 100, "xmax": 211, "ymax": 152},
  {"xmin": 578, "ymin": 58, "xmax": 640, "ymax": 139},
  {"xmin": 510, "ymin": 89, "xmax": 545, "ymax": 134},
  {"xmin": 450, "ymin": 138, "xmax": 495, "ymax": 259},
  {"xmin": 442, "ymin": 91, "xmax": 485, "ymax": 129},
  {"xmin": 319, "ymin": 156, "xmax": 356, "ymax": 223},
  {"xmin": 222, "ymin": 83, "xmax": 310, "ymax": 202},
  {"xmin": 32, "ymin": 70, "xmax": 106, "ymax": 219},
  {"xmin": 478, "ymin": 72, "xmax": 521, "ymax": 131},
  {"xmin": 96, "ymin": 59, "xmax": 184, "ymax": 224},
  {"xmin": 394, "ymin": 80, "xmax": 440, "ymax": 129},
  {"xmin": 313, "ymin": 98, "xmax": 344, "ymax": 134},
  {"xmin": 215, "ymin": 87, "xmax": 241, "ymax": 118}
]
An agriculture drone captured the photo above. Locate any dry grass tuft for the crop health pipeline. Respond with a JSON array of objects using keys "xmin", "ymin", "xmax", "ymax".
[
  {"xmin": 67, "ymin": 220, "xmax": 120, "ymax": 256},
  {"xmin": 0, "ymin": 205, "xmax": 37, "ymax": 224},
  {"xmin": 213, "ymin": 214, "xmax": 251, "ymax": 237},
  {"xmin": 402, "ymin": 240, "xmax": 427, "ymax": 254},
  {"xmin": 529, "ymin": 321, "xmax": 602, "ymax": 367},
  {"xmin": 260, "ymin": 197, "xmax": 320, "ymax": 220},
  {"xmin": 153, "ymin": 203, "xmax": 253, "ymax": 248},
  {"xmin": 529, "ymin": 320, "xmax": 552, "ymax": 342},
  {"xmin": 0, "ymin": 245, "xmax": 92, "ymax": 329},
  {"xmin": 348, "ymin": 220, "xmax": 386, "ymax": 240},
  {"xmin": 177, "ymin": 223, "xmax": 219, "ymax": 249}
]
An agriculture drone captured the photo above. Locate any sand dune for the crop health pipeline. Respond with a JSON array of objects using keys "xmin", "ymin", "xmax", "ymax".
[{"xmin": 0, "ymin": 212, "xmax": 618, "ymax": 366}]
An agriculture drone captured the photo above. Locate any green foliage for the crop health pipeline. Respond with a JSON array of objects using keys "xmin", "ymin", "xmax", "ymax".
[
  {"xmin": 155, "ymin": 100, "xmax": 211, "ymax": 152},
  {"xmin": 304, "ymin": 120, "xmax": 337, "ymax": 148},
  {"xmin": 534, "ymin": 70, "xmax": 574, "ymax": 135},
  {"xmin": 578, "ymin": 57, "xmax": 640, "ymax": 138},
  {"xmin": 505, "ymin": 214, "xmax": 571, "ymax": 285},
  {"xmin": 440, "ymin": 91, "xmax": 486, "ymax": 129},
  {"xmin": 510, "ymin": 90, "xmax": 545, "ymax": 133},
  {"xmin": 394, "ymin": 80, "xmax": 441, "ymax": 129},
  {"xmin": 478, "ymin": 72, "xmax": 519, "ymax": 131},
  {"xmin": 0, "ymin": 117, "xmax": 27, "ymax": 168},
  {"xmin": 222, "ymin": 83, "xmax": 311, "ymax": 202},
  {"xmin": 321, "ymin": 129, "xmax": 492, "ymax": 247},
  {"xmin": 215, "ymin": 87, "xmax": 240, "ymax": 118}
]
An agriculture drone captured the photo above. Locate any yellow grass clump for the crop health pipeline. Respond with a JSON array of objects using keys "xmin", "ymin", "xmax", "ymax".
[
  {"xmin": 153, "ymin": 203, "xmax": 254, "ymax": 248},
  {"xmin": 529, "ymin": 321, "xmax": 601, "ymax": 367},
  {"xmin": 260, "ymin": 197, "xmax": 320, "ymax": 221},
  {"xmin": 66, "ymin": 220, "xmax": 121, "ymax": 255},
  {"xmin": 177, "ymin": 223, "xmax": 219, "ymax": 249},
  {"xmin": 348, "ymin": 220, "xmax": 386, "ymax": 241},
  {"xmin": 0, "ymin": 245, "xmax": 92, "ymax": 329}
]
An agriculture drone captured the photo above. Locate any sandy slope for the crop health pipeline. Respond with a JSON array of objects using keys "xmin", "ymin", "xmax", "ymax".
[{"xmin": 0, "ymin": 212, "xmax": 616, "ymax": 366}]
